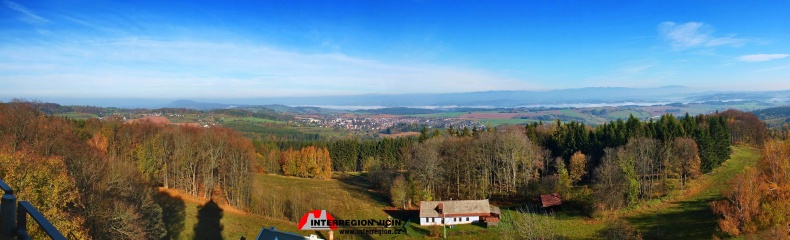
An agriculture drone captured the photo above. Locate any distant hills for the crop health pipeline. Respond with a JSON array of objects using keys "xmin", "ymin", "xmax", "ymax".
[
  {"xmin": 752, "ymin": 106, "xmax": 790, "ymax": 127},
  {"xmin": 165, "ymin": 100, "xmax": 233, "ymax": 110},
  {"xmin": 18, "ymin": 86, "xmax": 790, "ymax": 110},
  {"xmin": 231, "ymin": 86, "xmax": 695, "ymax": 108},
  {"xmin": 163, "ymin": 86, "xmax": 790, "ymax": 111}
]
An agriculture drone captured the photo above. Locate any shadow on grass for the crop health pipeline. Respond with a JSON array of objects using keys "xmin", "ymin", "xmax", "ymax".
[
  {"xmin": 383, "ymin": 209, "xmax": 419, "ymax": 223},
  {"xmin": 154, "ymin": 191, "xmax": 186, "ymax": 239},
  {"xmin": 194, "ymin": 200, "xmax": 224, "ymax": 240},
  {"xmin": 624, "ymin": 196, "xmax": 719, "ymax": 240},
  {"xmin": 335, "ymin": 172, "xmax": 390, "ymax": 206}
]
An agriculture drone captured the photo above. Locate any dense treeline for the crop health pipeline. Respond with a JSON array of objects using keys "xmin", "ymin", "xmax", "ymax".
[
  {"xmin": 529, "ymin": 113, "xmax": 732, "ymax": 174},
  {"xmin": 718, "ymin": 109, "xmax": 769, "ymax": 146},
  {"xmin": 256, "ymin": 137, "xmax": 414, "ymax": 173},
  {"xmin": 27, "ymin": 100, "xmax": 203, "ymax": 117},
  {"xmin": 711, "ymin": 139, "xmax": 790, "ymax": 238},
  {"xmin": 28, "ymin": 101, "xmax": 112, "ymax": 115},
  {"xmin": 0, "ymin": 101, "xmax": 254, "ymax": 239}
]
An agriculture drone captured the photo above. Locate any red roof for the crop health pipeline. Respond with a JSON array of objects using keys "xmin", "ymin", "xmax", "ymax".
[{"xmin": 540, "ymin": 193, "xmax": 562, "ymax": 207}]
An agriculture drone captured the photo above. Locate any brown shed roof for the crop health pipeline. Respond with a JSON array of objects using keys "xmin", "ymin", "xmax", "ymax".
[
  {"xmin": 419, "ymin": 200, "xmax": 492, "ymax": 218},
  {"xmin": 540, "ymin": 193, "xmax": 562, "ymax": 207}
]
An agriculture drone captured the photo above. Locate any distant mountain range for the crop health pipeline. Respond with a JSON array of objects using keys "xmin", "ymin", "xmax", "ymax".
[
  {"xmin": 22, "ymin": 86, "xmax": 790, "ymax": 110},
  {"xmin": 164, "ymin": 86, "xmax": 790, "ymax": 110}
]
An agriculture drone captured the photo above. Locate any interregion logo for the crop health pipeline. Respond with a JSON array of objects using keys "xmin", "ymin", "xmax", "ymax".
[
  {"xmin": 298, "ymin": 210, "xmax": 406, "ymax": 235},
  {"xmin": 298, "ymin": 210, "xmax": 337, "ymax": 230}
]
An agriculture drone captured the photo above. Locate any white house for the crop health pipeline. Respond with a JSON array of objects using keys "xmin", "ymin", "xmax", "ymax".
[{"xmin": 418, "ymin": 200, "xmax": 500, "ymax": 226}]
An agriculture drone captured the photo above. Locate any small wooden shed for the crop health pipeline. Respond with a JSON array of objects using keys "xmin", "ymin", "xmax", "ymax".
[{"xmin": 540, "ymin": 193, "xmax": 562, "ymax": 212}]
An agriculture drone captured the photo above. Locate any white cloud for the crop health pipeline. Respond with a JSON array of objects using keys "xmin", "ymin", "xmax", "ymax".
[
  {"xmin": 658, "ymin": 21, "xmax": 744, "ymax": 49},
  {"xmin": 0, "ymin": 39, "xmax": 537, "ymax": 98},
  {"xmin": 4, "ymin": 0, "xmax": 49, "ymax": 25},
  {"xmin": 737, "ymin": 54, "xmax": 789, "ymax": 62}
]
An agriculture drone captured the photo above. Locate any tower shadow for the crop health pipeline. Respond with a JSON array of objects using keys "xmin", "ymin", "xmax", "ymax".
[
  {"xmin": 154, "ymin": 191, "xmax": 186, "ymax": 239},
  {"xmin": 193, "ymin": 200, "xmax": 224, "ymax": 240}
]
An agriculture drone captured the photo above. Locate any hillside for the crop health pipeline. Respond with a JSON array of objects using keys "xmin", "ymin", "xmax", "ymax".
[{"xmin": 752, "ymin": 105, "xmax": 790, "ymax": 127}]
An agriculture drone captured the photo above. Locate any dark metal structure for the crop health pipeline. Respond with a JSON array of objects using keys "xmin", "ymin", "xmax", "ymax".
[{"xmin": 0, "ymin": 179, "xmax": 66, "ymax": 240}]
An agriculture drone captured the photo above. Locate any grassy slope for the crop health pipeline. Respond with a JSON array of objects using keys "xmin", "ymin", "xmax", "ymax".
[
  {"xmin": 178, "ymin": 201, "xmax": 298, "ymax": 240},
  {"xmin": 624, "ymin": 145, "xmax": 760, "ymax": 239},
  {"xmin": 254, "ymin": 173, "xmax": 392, "ymax": 220},
  {"xmin": 157, "ymin": 188, "xmax": 299, "ymax": 240}
]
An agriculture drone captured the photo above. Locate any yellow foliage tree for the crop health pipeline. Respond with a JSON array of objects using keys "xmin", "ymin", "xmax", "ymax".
[
  {"xmin": 0, "ymin": 151, "xmax": 89, "ymax": 239},
  {"xmin": 569, "ymin": 151, "xmax": 587, "ymax": 184}
]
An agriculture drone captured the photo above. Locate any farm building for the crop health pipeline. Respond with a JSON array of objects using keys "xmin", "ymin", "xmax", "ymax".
[
  {"xmin": 540, "ymin": 193, "xmax": 562, "ymax": 212},
  {"xmin": 418, "ymin": 200, "xmax": 500, "ymax": 227}
]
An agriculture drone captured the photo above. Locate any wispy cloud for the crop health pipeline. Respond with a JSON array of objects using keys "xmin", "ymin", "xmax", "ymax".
[
  {"xmin": 737, "ymin": 54, "xmax": 788, "ymax": 62},
  {"xmin": 4, "ymin": 0, "xmax": 49, "ymax": 25},
  {"xmin": 658, "ymin": 22, "xmax": 745, "ymax": 49},
  {"xmin": 0, "ymin": 39, "xmax": 536, "ymax": 98}
]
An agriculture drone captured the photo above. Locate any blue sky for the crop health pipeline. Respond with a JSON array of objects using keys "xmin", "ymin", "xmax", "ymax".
[{"xmin": 1, "ymin": 0, "xmax": 789, "ymax": 99}]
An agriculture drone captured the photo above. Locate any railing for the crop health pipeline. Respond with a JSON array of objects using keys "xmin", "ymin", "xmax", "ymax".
[{"xmin": 0, "ymin": 179, "xmax": 65, "ymax": 240}]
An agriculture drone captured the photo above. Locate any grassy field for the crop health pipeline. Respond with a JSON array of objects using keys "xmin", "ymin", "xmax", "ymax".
[
  {"xmin": 624, "ymin": 145, "xmax": 760, "ymax": 239},
  {"xmin": 253, "ymin": 173, "xmax": 392, "ymax": 220}
]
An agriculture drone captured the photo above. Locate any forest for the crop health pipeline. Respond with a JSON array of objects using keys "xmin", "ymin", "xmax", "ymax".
[
  {"xmin": 0, "ymin": 99, "xmax": 783, "ymax": 239},
  {"xmin": 0, "ymin": 101, "xmax": 254, "ymax": 239}
]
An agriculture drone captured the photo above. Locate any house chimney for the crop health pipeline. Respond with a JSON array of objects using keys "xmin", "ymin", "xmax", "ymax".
[
  {"xmin": 328, "ymin": 230, "xmax": 333, "ymax": 240},
  {"xmin": 437, "ymin": 202, "xmax": 443, "ymax": 213}
]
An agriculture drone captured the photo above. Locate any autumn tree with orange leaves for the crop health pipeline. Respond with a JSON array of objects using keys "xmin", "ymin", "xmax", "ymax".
[{"xmin": 712, "ymin": 139, "xmax": 790, "ymax": 237}]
